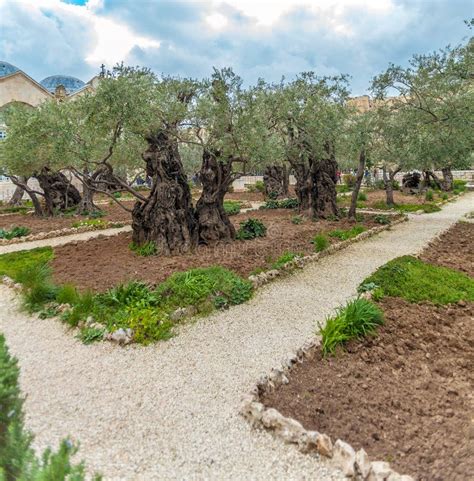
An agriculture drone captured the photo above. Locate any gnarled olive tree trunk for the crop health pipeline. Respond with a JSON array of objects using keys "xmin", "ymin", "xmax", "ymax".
[
  {"xmin": 36, "ymin": 168, "xmax": 81, "ymax": 216},
  {"xmin": 441, "ymin": 167, "xmax": 454, "ymax": 191},
  {"xmin": 292, "ymin": 163, "xmax": 311, "ymax": 211},
  {"xmin": 310, "ymin": 144, "xmax": 339, "ymax": 219},
  {"xmin": 263, "ymin": 165, "xmax": 285, "ymax": 198},
  {"xmin": 131, "ymin": 131, "xmax": 197, "ymax": 255},
  {"xmin": 195, "ymin": 150, "xmax": 235, "ymax": 245}
]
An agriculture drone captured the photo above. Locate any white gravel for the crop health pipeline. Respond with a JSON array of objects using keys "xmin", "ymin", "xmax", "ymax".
[{"xmin": 0, "ymin": 193, "xmax": 472, "ymax": 481}]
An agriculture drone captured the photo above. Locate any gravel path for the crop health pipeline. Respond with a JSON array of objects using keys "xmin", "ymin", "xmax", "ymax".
[{"xmin": 0, "ymin": 194, "xmax": 472, "ymax": 481}]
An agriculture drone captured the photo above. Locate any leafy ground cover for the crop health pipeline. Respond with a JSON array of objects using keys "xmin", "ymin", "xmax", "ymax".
[{"xmin": 0, "ymin": 226, "xmax": 30, "ymax": 240}]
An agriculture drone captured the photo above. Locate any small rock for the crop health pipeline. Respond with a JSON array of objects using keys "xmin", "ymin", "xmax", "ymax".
[
  {"xmin": 301, "ymin": 430, "xmax": 320, "ymax": 452},
  {"xmin": 457, "ymin": 299, "xmax": 466, "ymax": 308},
  {"xmin": 316, "ymin": 433, "xmax": 333, "ymax": 458},
  {"xmin": 277, "ymin": 417, "xmax": 306, "ymax": 444},
  {"xmin": 170, "ymin": 307, "xmax": 187, "ymax": 322},
  {"xmin": 367, "ymin": 461, "xmax": 392, "ymax": 481},
  {"xmin": 355, "ymin": 448, "xmax": 371, "ymax": 478},
  {"xmin": 261, "ymin": 408, "xmax": 285, "ymax": 429},
  {"xmin": 333, "ymin": 439, "xmax": 356, "ymax": 477},
  {"xmin": 86, "ymin": 315, "xmax": 95, "ymax": 325},
  {"xmin": 266, "ymin": 269, "xmax": 280, "ymax": 279},
  {"xmin": 106, "ymin": 328, "xmax": 133, "ymax": 345}
]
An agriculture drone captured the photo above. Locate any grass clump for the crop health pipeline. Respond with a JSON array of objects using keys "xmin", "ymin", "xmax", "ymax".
[
  {"xmin": 453, "ymin": 179, "xmax": 466, "ymax": 192},
  {"xmin": 261, "ymin": 198, "xmax": 299, "ymax": 209},
  {"xmin": 236, "ymin": 218, "xmax": 267, "ymax": 240},
  {"xmin": 396, "ymin": 203, "xmax": 441, "ymax": 214},
  {"xmin": 358, "ymin": 192, "xmax": 367, "ymax": 201},
  {"xmin": 223, "ymin": 200, "xmax": 241, "ymax": 216},
  {"xmin": 374, "ymin": 214, "xmax": 391, "ymax": 225},
  {"xmin": 312, "ymin": 233, "xmax": 330, "ymax": 252},
  {"xmin": 425, "ymin": 189, "xmax": 434, "ymax": 201},
  {"xmin": 0, "ymin": 247, "xmax": 53, "ymax": 282},
  {"xmin": 362, "ymin": 256, "xmax": 474, "ymax": 305},
  {"xmin": 270, "ymin": 252, "xmax": 301, "ymax": 270},
  {"xmin": 319, "ymin": 298, "xmax": 384, "ymax": 356},
  {"xmin": 291, "ymin": 215, "xmax": 304, "ymax": 225},
  {"xmin": 328, "ymin": 225, "xmax": 365, "ymax": 241},
  {"xmin": 71, "ymin": 219, "xmax": 108, "ymax": 229},
  {"xmin": 0, "ymin": 334, "xmax": 101, "ymax": 480},
  {"xmin": 129, "ymin": 241, "xmax": 158, "ymax": 257},
  {"xmin": 0, "ymin": 226, "xmax": 30, "ymax": 240}
]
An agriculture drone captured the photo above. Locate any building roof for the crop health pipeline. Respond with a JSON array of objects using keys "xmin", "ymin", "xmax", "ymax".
[
  {"xmin": 0, "ymin": 61, "xmax": 20, "ymax": 78},
  {"xmin": 40, "ymin": 75, "xmax": 86, "ymax": 94}
]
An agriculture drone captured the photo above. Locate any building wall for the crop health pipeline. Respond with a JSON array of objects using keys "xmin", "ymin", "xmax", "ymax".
[{"xmin": 0, "ymin": 73, "xmax": 51, "ymax": 108}]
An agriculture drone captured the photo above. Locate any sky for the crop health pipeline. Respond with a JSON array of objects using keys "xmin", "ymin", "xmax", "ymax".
[{"xmin": 0, "ymin": 0, "xmax": 472, "ymax": 95}]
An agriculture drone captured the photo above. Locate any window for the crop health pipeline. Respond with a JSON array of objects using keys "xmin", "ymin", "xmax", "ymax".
[{"xmin": 0, "ymin": 130, "xmax": 6, "ymax": 140}]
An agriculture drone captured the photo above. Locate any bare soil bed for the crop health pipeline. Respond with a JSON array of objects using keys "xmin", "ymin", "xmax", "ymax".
[
  {"xmin": 419, "ymin": 222, "xmax": 473, "ymax": 276},
  {"xmin": 0, "ymin": 201, "xmax": 134, "ymax": 235},
  {"xmin": 261, "ymin": 222, "xmax": 474, "ymax": 480},
  {"xmin": 51, "ymin": 209, "xmax": 386, "ymax": 292}
]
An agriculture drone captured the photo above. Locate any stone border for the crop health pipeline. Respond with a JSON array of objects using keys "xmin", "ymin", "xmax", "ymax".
[
  {"xmin": 240, "ymin": 340, "xmax": 414, "ymax": 481},
  {"xmin": 0, "ymin": 221, "xmax": 127, "ymax": 246},
  {"xmin": 248, "ymin": 216, "xmax": 408, "ymax": 289}
]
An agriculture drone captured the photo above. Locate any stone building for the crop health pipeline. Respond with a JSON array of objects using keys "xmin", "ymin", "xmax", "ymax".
[{"xmin": 0, "ymin": 60, "xmax": 99, "ymax": 137}]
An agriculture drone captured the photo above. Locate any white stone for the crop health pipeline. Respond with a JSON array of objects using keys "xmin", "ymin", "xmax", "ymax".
[
  {"xmin": 277, "ymin": 417, "xmax": 306, "ymax": 444},
  {"xmin": 332, "ymin": 439, "xmax": 356, "ymax": 477},
  {"xmin": 355, "ymin": 448, "xmax": 371, "ymax": 478},
  {"xmin": 316, "ymin": 433, "xmax": 333, "ymax": 458},
  {"xmin": 367, "ymin": 461, "xmax": 392, "ymax": 481}
]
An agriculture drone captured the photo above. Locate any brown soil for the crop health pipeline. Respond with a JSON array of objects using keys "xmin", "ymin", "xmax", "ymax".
[
  {"xmin": 225, "ymin": 191, "xmax": 265, "ymax": 202},
  {"xmin": 262, "ymin": 298, "xmax": 474, "ymax": 480},
  {"xmin": 0, "ymin": 201, "xmax": 133, "ymax": 235},
  {"xmin": 419, "ymin": 222, "xmax": 474, "ymax": 277},
  {"xmin": 51, "ymin": 209, "xmax": 384, "ymax": 292},
  {"xmin": 262, "ymin": 220, "xmax": 474, "ymax": 480}
]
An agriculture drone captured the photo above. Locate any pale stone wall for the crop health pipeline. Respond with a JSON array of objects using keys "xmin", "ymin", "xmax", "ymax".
[{"xmin": 0, "ymin": 73, "xmax": 51, "ymax": 108}]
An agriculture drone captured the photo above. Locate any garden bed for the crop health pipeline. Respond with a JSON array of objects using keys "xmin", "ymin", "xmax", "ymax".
[
  {"xmin": 254, "ymin": 222, "xmax": 473, "ymax": 480},
  {"xmin": 419, "ymin": 221, "xmax": 473, "ymax": 276},
  {"xmin": 50, "ymin": 209, "xmax": 395, "ymax": 292},
  {"xmin": 0, "ymin": 201, "xmax": 134, "ymax": 236},
  {"xmin": 337, "ymin": 189, "xmax": 454, "ymax": 212}
]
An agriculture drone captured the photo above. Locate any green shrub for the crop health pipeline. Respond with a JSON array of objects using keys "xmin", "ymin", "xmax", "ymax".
[
  {"xmin": 362, "ymin": 256, "xmax": 474, "ymax": 304},
  {"xmin": 113, "ymin": 192, "xmax": 122, "ymax": 199},
  {"xmin": 223, "ymin": 200, "xmax": 241, "ymax": 216},
  {"xmin": 129, "ymin": 241, "xmax": 158, "ymax": 256},
  {"xmin": 425, "ymin": 189, "xmax": 434, "ymax": 201},
  {"xmin": 357, "ymin": 192, "xmax": 367, "ymax": 201},
  {"xmin": 271, "ymin": 252, "xmax": 301, "ymax": 270},
  {"xmin": 255, "ymin": 180, "xmax": 265, "ymax": 193},
  {"xmin": 55, "ymin": 284, "xmax": 79, "ymax": 305},
  {"xmin": 441, "ymin": 193, "xmax": 449, "ymax": 200},
  {"xmin": 319, "ymin": 298, "xmax": 384, "ymax": 355},
  {"xmin": 236, "ymin": 218, "xmax": 267, "ymax": 240},
  {"xmin": 372, "ymin": 200, "xmax": 392, "ymax": 210},
  {"xmin": 328, "ymin": 225, "xmax": 365, "ymax": 240},
  {"xmin": 453, "ymin": 179, "xmax": 467, "ymax": 192},
  {"xmin": 343, "ymin": 173, "xmax": 356, "ymax": 188},
  {"xmin": 0, "ymin": 226, "xmax": 30, "ymax": 240},
  {"xmin": 89, "ymin": 209, "xmax": 105, "ymax": 219},
  {"xmin": 279, "ymin": 198, "xmax": 299, "ymax": 209},
  {"xmin": 291, "ymin": 215, "xmax": 304, "ymax": 225},
  {"xmin": 261, "ymin": 198, "xmax": 299, "ymax": 209},
  {"xmin": 453, "ymin": 188, "xmax": 461, "ymax": 195},
  {"xmin": 62, "ymin": 290, "xmax": 95, "ymax": 328},
  {"xmin": 312, "ymin": 234, "xmax": 329, "ymax": 252},
  {"xmin": 374, "ymin": 214, "xmax": 391, "ymax": 225},
  {"xmin": 0, "ymin": 334, "xmax": 101, "ymax": 480}
]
